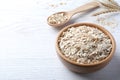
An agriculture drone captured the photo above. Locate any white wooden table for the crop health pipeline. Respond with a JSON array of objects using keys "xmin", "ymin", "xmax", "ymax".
[{"xmin": 0, "ymin": 0, "xmax": 120, "ymax": 80}]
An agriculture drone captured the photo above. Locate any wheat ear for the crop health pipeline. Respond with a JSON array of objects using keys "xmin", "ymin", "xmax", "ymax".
[
  {"xmin": 109, "ymin": 0, "xmax": 120, "ymax": 7},
  {"xmin": 100, "ymin": 2, "xmax": 120, "ymax": 10},
  {"xmin": 93, "ymin": 9, "xmax": 119, "ymax": 16}
]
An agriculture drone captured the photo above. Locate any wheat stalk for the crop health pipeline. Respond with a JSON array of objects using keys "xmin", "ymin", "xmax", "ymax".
[
  {"xmin": 93, "ymin": 9, "xmax": 119, "ymax": 16},
  {"xmin": 100, "ymin": 2, "xmax": 120, "ymax": 10},
  {"xmin": 93, "ymin": 0, "xmax": 120, "ymax": 16},
  {"xmin": 109, "ymin": 0, "xmax": 120, "ymax": 7}
]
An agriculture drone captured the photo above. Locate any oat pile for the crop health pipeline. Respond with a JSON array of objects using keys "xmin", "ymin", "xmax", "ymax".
[
  {"xmin": 48, "ymin": 12, "xmax": 68, "ymax": 24},
  {"xmin": 58, "ymin": 25, "xmax": 112, "ymax": 64}
]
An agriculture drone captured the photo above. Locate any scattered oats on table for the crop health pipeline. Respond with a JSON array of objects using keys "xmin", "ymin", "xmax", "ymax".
[
  {"xmin": 96, "ymin": 16, "xmax": 118, "ymax": 28},
  {"xmin": 58, "ymin": 25, "xmax": 112, "ymax": 64}
]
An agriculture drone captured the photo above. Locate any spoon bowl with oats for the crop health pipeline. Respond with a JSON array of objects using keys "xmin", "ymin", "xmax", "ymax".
[
  {"xmin": 56, "ymin": 23, "xmax": 116, "ymax": 73},
  {"xmin": 47, "ymin": 2, "xmax": 99, "ymax": 27}
]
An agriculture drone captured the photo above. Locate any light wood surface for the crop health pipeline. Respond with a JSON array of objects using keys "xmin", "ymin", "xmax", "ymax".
[{"xmin": 0, "ymin": 0, "xmax": 120, "ymax": 80}]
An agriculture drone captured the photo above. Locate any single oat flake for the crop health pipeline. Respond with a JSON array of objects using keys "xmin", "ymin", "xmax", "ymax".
[{"xmin": 58, "ymin": 25, "xmax": 112, "ymax": 64}]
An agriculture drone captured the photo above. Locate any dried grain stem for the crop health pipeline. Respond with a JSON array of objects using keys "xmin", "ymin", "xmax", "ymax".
[
  {"xmin": 93, "ymin": 0, "xmax": 120, "ymax": 16},
  {"xmin": 93, "ymin": 9, "xmax": 119, "ymax": 16},
  {"xmin": 100, "ymin": 2, "xmax": 120, "ymax": 10},
  {"xmin": 109, "ymin": 0, "xmax": 120, "ymax": 7}
]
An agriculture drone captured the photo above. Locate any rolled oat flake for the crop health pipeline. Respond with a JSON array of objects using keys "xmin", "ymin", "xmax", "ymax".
[{"xmin": 58, "ymin": 25, "xmax": 112, "ymax": 64}]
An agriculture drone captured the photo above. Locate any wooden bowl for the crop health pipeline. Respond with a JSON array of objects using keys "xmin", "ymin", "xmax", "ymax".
[{"xmin": 56, "ymin": 23, "xmax": 116, "ymax": 73}]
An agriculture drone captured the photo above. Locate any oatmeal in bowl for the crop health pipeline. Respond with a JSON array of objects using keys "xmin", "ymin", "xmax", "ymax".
[{"xmin": 56, "ymin": 23, "xmax": 116, "ymax": 73}]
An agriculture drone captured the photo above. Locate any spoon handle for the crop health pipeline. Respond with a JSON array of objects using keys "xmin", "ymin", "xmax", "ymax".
[{"xmin": 69, "ymin": 2, "xmax": 99, "ymax": 15}]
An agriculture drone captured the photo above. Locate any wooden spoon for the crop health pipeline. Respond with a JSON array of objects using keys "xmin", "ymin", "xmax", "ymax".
[{"xmin": 47, "ymin": 1, "xmax": 99, "ymax": 27}]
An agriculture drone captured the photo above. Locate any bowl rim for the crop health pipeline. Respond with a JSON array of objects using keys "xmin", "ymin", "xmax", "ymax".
[{"xmin": 56, "ymin": 22, "xmax": 116, "ymax": 66}]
